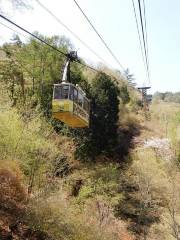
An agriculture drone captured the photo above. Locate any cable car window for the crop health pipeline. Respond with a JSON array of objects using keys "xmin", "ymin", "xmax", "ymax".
[
  {"xmin": 74, "ymin": 88, "xmax": 78, "ymax": 103},
  {"xmin": 83, "ymin": 98, "xmax": 89, "ymax": 112},
  {"xmin": 54, "ymin": 85, "xmax": 62, "ymax": 99},
  {"xmin": 69, "ymin": 85, "xmax": 74, "ymax": 100},
  {"xmin": 78, "ymin": 91, "xmax": 83, "ymax": 107},
  {"xmin": 62, "ymin": 85, "xmax": 69, "ymax": 99}
]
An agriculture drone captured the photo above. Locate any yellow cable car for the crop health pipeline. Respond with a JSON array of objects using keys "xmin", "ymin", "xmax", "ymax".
[{"xmin": 52, "ymin": 52, "xmax": 90, "ymax": 128}]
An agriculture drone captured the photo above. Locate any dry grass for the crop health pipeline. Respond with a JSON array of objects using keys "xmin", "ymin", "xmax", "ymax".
[
  {"xmin": 25, "ymin": 189, "xmax": 135, "ymax": 240},
  {"xmin": 0, "ymin": 168, "xmax": 27, "ymax": 220},
  {"xmin": 125, "ymin": 102, "xmax": 180, "ymax": 239}
]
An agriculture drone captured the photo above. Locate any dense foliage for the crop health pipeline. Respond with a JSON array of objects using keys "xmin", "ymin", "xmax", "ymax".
[
  {"xmin": 0, "ymin": 32, "xmax": 143, "ymax": 240},
  {"xmin": 72, "ymin": 72, "xmax": 120, "ymax": 160},
  {"xmin": 0, "ymin": 34, "xmax": 134, "ymax": 160}
]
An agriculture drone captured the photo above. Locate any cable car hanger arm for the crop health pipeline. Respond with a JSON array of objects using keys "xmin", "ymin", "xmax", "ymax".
[
  {"xmin": 62, "ymin": 59, "xmax": 70, "ymax": 83},
  {"xmin": 62, "ymin": 51, "xmax": 79, "ymax": 83}
]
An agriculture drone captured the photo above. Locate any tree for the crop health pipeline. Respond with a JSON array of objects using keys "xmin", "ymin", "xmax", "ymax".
[
  {"xmin": 0, "ymin": 0, "xmax": 31, "ymax": 14},
  {"xmin": 74, "ymin": 72, "xmax": 120, "ymax": 159},
  {"xmin": 124, "ymin": 68, "xmax": 136, "ymax": 88},
  {"xmin": 11, "ymin": 34, "xmax": 23, "ymax": 47},
  {"xmin": 1, "ymin": 34, "xmax": 74, "ymax": 113},
  {"xmin": 1, "ymin": 35, "xmax": 120, "ymax": 160},
  {"xmin": 91, "ymin": 72, "xmax": 119, "ymax": 153},
  {"xmin": 120, "ymin": 85, "xmax": 130, "ymax": 104}
]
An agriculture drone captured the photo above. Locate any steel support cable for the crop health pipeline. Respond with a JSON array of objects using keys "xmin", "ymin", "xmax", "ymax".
[
  {"xmin": 137, "ymin": 0, "xmax": 150, "ymax": 81},
  {"xmin": 142, "ymin": 0, "xmax": 150, "ymax": 85},
  {"xmin": 0, "ymin": 22, "xmax": 37, "ymax": 80},
  {"xmin": 73, "ymin": 0, "xmax": 125, "ymax": 72},
  {"xmin": 0, "ymin": 20, "xmax": 61, "ymax": 83},
  {"xmin": 35, "ymin": 0, "xmax": 108, "ymax": 65},
  {"xmin": 142, "ymin": 0, "xmax": 149, "ymax": 66},
  {"xmin": 0, "ymin": 14, "xmax": 67, "ymax": 56},
  {"xmin": 0, "ymin": 14, "xmax": 123, "ymax": 87},
  {"xmin": 131, "ymin": 0, "xmax": 147, "ymax": 79},
  {"xmin": 0, "ymin": 14, "xmax": 100, "ymax": 73}
]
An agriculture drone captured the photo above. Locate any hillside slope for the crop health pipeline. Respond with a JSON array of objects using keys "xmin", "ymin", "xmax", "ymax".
[
  {"xmin": 0, "ymin": 88, "xmax": 136, "ymax": 240},
  {"xmin": 1, "ymin": 96, "xmax": 180, "ymax": 240},
  {"xmin": 0, "ymin": 37, "xmax": 180, "ymax": 240}
]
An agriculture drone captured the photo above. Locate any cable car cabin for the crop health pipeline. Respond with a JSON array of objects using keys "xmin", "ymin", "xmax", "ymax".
[{"xmin": 52, "ymin": 83, "xmax": 90, "ymax": 128}]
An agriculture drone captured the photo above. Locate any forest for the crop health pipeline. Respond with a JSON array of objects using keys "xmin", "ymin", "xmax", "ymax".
[{"xmin": 153, "ymin": 91, "xmax": 180, "ymax": 103}]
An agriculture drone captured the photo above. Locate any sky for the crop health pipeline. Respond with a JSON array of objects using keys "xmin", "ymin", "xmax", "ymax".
[{"xmin": 0, "ymin": 0, "xmax": 179, "ymax": 93}]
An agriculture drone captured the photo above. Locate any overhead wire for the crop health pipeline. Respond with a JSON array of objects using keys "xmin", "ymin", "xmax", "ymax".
[
  {"xmin": 0, "ymin": 20, "xmax": 57, "ymax": 86},
  {"xmin": 137, "ymin": 0, "xmax": 150, "ymax": 82},
  {"xmin": 35, "ymin": 0, "xmax": 127, "ymax": 85},
  {"xmin": 0, "ymin": 14, "xmax": 67, "ymax": 56},
  {"xmin": 131, "ymin": 0, "xmax": 147, "ymax": 78},
  {"xmin": 0, "ymin": 20, "xmax": 51, "ymax": 84},
  {"xmin": 0, "ymin": 13, "xmax": 100, "ymax": 73},
  {"xmin": 72, "ymin": 0, "xmax": 126, "ymax": 72},
  {"xmin": 0, "ymin": 14, "xmax": 124, "ymax": 88},
  {"xmin": 142, "ymin": 0, "xmax": 149, "ymax": 64},
  {"xmin": 35, "ymin": 0, "xmax": 108, "ymax": 66},
  {"xmin": 0, "ymin": 2, "xmax": 152, "ymax": 90},
  {"xmin": 0, "ymin": 22, "xmax": 38, "ymax": 86},
  {"xmin": 142, "ymin": 0, "xmax": 150, "ymax": 85}
]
